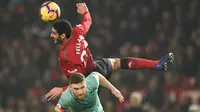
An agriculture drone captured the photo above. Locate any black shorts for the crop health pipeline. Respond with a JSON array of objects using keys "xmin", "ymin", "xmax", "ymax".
[{"xmin": 94, "ymin": 58, "xmax": 113, "ymax": 80}]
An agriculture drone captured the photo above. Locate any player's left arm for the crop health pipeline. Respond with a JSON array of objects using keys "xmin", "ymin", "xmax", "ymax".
[
  {"xmin": 93, "ymin": 72, "xmax": 116, "ymax": 90},
  {"xmin": 74, "ymin": 3, "xmax": 92, "ymax": 36},
  {"xmin": 92, "ymin": 72, "xmax": 124, "ymax": 103}
]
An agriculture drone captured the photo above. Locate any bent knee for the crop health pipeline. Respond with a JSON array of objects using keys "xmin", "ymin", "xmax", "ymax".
[{"xmin": 108, "ymin": 58, "xmax": 120, "ymax": 71}]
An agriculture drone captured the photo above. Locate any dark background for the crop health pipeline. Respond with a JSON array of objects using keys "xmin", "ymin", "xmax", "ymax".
[{"xmin": 0, "ymin": 0, "xmax": 200, "ymax": 111}]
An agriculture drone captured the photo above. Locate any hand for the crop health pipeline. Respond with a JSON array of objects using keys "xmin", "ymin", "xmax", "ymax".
[
  {"xmin": 45, "ymin": 87, "xmax": 63, "ymax": 101},
  {"xmin": 111, "ymin": 88, "xmax": 124, "ymax": 103},
  {"xmin": 76, "ymin": 3, "xmax": 88, "ymax": 15}
]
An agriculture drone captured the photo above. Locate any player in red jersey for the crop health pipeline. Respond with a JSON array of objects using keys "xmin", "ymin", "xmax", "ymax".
[{"xmin": 45, "ymin": 3, "xmax": 174, "ymax": 101}]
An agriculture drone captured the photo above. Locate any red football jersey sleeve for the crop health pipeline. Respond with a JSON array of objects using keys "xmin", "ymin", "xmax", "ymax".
[{"xmin": 73, "ymin": 11, "xmax": 92, "ymax": 36}]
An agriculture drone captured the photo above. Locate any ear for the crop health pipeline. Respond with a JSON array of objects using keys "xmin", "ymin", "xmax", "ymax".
[{"xmin": 60, "ymin": 33, "xmax": 66, "ymax": 40}]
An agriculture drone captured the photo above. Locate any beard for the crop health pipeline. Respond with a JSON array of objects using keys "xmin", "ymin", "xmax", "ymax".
[
  {"xmin": 52, "ymin": 36, "xmax": 64, "ymax": 44},
  {"xmin": 54, "ymin": 38, "xmax": 63, "ymax": 44},
  {"xmin": 76, "ymin": 94, "xmax": 85, "ymax": 100}
]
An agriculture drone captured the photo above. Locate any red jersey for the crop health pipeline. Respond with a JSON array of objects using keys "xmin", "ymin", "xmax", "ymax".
[{"xmin": 58, "ymin": 12, "xmax": 95, "ymax": 79}]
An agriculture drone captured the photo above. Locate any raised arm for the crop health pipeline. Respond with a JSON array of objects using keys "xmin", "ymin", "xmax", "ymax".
[{"xmin": 73, "ymin": 3, "xmax": 92, "ymax": 36}]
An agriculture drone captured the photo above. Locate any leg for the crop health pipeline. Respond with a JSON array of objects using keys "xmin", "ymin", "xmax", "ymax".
[
  {"xmin": 108, "ymin": 58, "xmax": 158, "ymax": 71},
  {"xmin": 108, "ymin": 53, "xmax": 174, "ymax": 71},
  {"xmin": 95, "ymin": 58, "xmax": 113, "ymax": 79},
  {"xmin": 107, "ymin": 58, "xmax": 121, "ymax": 72}
]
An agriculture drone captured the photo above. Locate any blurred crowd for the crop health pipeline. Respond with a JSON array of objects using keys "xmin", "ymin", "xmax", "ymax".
[{"xmin": 0, "ymin": 0, "xmax": 200, "ymax": 112}]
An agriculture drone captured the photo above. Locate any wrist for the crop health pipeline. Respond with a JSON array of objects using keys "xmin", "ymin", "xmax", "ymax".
[{"xmin": 83, "ymin": 11, "xmax": 89, "ymax": 15}]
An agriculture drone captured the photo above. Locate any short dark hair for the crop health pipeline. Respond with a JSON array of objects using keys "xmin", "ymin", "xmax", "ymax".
[
  {"xmin": 69, "ymin": 72, "xmax": 85, "ymax": 84},
  {"xmin": 53, "ymin": 20, "xmax": 72, "ymax": 38}
]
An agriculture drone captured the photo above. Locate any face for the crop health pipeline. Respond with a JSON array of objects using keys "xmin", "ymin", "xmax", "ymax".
[
  {"xmin": 50, "ymin": 28, "xmax": 64, "ymax": 44},
  {"xmin": 70, "ymin": 81, "xmax": 87, "ymax": 100}
]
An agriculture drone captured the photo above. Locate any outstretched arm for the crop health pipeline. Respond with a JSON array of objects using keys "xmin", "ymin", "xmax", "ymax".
[
  {"xmin": 74, "ymin": 3, "xmax": 92, "ymax": 36},
  {"xmin": 93, "ymin": 72, "xmax": 124, "ymax": 103}
]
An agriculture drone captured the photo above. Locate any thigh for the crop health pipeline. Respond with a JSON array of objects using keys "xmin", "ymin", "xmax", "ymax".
[{"xmin": 95, "ymin": 58, "xmax": 113, "ymax": 80}]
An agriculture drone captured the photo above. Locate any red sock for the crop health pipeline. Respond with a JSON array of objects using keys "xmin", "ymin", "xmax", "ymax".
[{"xmin": 127, "ymin": 58, "xmax": 158, "ymax": 69}]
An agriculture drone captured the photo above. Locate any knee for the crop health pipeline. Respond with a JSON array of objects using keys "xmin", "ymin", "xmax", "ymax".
[
  {"xmin": 109, "ymin": 58, "xmax": 121, "ymax": 71},
  {"xmin": 115, "ymin": 59, "xmax": 121, "ymax": 69}
]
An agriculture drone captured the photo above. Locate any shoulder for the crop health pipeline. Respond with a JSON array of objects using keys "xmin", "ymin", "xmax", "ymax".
[
  {"xmin": 61, "ymin": 88, "xmax": 73, "ymax": 101},
  {"xmin": 86, "ymin": 72, "xmax": 100, "ymax": 88},
  {"xmin": 63, "ymin": 88, "xmax": 72, "ymax": 95},
  {"xmin": 86, "ymin": 72, "xmax": 99, "ymax": 80},
  {"xmin": 57, "ymin": 88, "xmax": 74, "ymax": 108}
]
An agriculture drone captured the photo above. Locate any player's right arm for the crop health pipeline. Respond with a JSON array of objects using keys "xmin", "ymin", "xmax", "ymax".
[
  {"xmin": 73, "ymin": 3, "xmax": 92, "ymax": 36},
  {"xmin": 54, "ymin": 91, "xmax": 70, "ymax": 112},
  {"xmin": 54, "ymin": 105, "xmax": 64, "ymax": 112}
]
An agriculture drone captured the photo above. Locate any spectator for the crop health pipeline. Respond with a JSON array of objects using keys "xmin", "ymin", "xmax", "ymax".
[
  {"xmin": 123, "ymin": 92, "xmax": 143, "ymax": 112},
  {"xmin": 0, "ymin": 0, "xmax": 200, "ymax": 111}
]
